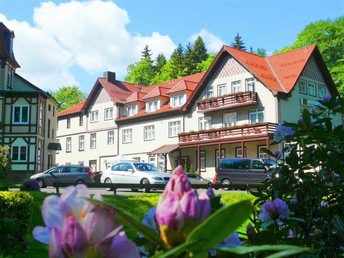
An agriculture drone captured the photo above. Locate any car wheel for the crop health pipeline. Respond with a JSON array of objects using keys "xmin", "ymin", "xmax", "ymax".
[
  {"xmin": 141, "ymin": 178, "xmax": 151, "ymax": 193},
  {"xmin": 37, "ymin": 179, "xmax": 46, "ymax": 188},
  {"xmin": 221, "ymin": 178, "xmax": 231, "ymax": 190},
  {"xmin": 76, "ymin": 180, "xmax": 85, "ymax": 185},
  {"xmin": 104, "ymin": 178, "xmax": 113, "ymax": 191},
  {"xmin": 131, "ymin": 188, "xmax": 139, "ymax": 192}
]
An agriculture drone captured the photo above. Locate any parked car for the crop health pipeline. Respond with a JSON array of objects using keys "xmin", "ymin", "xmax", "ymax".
[
  {"xmin": 213, "ymin": 158, "xmax": 278, "ymax": 189},
  {"xmin": 100, "ymin": 162, "xmax": 171, "ymax": 193},
  {"xmin": 30, "ymin": 165, "xmax": 94, "ymax": 188},
  {"xmin": 187, "ymin": 173, "xmax": 212, "ymax": 186}
]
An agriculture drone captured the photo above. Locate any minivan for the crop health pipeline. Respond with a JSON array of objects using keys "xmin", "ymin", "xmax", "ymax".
[{"xmin": 213, "ymin": 158, "xmax": 277, "ymax": 187}]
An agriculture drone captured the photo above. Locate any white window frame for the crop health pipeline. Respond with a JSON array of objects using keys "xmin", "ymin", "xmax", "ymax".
[
  {"xmin": 168, "ymin": 121, "xmax": 181, "ymax": 137},
  {"xmin": 299, "ymin": 79, "xmax": 307, "ymax": 94},
  {"xmin": 90, "ymin": 111, "xmax": 99, "ymax": 123},
  {"xmin": 90, "ymin": 133, "xmax": 96, "ymax": 149},
  {"xmin": 217, "ymin": 84, "xmax": 226, "ymax": 97},
  {"xmin": 258, "ymin": 146, "xmax": 268, "ymax": 158},
  {"xmin": 126, "ymin": 105, "xmax": 137, "ymax": 116},
  {"xmin": 232, "ymin": 80, "xmax": 241, "ymax": 93},
  {"xmin": 249, "ymin": 108, "xmax": 264, "ymax": 124},
  {"xmin": 200, "ymin": 150, "xmax": 206, "ymax": 171},
  {"xmin": 104, "ymin": 108, "xmax": 113, "ymax": 120},
  {"xmin": 123, "ymin": 129, "xmax": 133, "ymax": 143},
  {"xmin": 308, "ymin": 81, "xmax": 316, "ymax": 96},
  {"xmin": 318, "ymin": 84, "xmax": 326, "ymax": 98},
  {"xmin": 146, "ymin": 100, "xmax": 160, "ymax": 112},
  {"xmin": 107, "ymin": 131, "xmax": 114, "ymax": 145},
  {"xmin": 170, "ymin": 94, "xmax": 186, "ymax": 107},
  {"xmin": 11, "ymin": 145, "xmax": 27, "ymax": 161},
  {"xmin": 205, "ymin": 87, "xmax": 213, "ymax": 98},
  {"xmin": 236, "ymin": 147, "xmax": 247, "ymax": 158},
  {"xmin": 144, "ymin": 125, "xmax": 155, "ymax": 141},
  {"xmin": 12, "ymin": 105, "xmax": 29, "ymax": 124},
  {"xmin": 245, "ymin": 78, "xmax": 255, "ymax": 91},
  {"xmin": 79, "ymin": 135, "xmax": 84, "ymax": 151},
  {"xmin": 199, "ymin": 116, "xmax": 211, "ymax": 130},
  {"xmin": 223, "ymin": 112, "xmax": 237, "ymax": 127},
  {"xmin": 66, "ymin": 137, "xmax": 72, "ymax": 152}
]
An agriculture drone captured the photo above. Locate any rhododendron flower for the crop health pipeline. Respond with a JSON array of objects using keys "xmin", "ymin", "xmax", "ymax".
[
  {"xmin": 258, "ymin": 198, "xmax": 290, "ymax": 222},
  {"xmin": 274, "ymin": 122, "xmax": 295, "ymax": 142},
  {"xmin": 33, "ymin": 185, "xmax": 139, "ymax": 258},
  {"xmin": 155, "ymin": 165, "xmax": 211, "ymax": 249}
]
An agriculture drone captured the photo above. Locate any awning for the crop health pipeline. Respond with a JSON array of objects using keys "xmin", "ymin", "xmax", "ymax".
[
  {"xmin": 148, "ymin": 144, "xmax": 179, "ymax": 155},
  {"xmin": 48, "ymin": 143, "xmax": 62, "ymax": 150}
]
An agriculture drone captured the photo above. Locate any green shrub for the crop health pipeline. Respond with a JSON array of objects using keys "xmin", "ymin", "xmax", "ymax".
[{"xmin": 0, "ymin": 191, "xmax": 34, "ymax": 256}]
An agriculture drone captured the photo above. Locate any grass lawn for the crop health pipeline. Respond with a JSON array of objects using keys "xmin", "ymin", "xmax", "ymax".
[{"xmin": 8, "ymin": 190, "xmax": 255, "ymax": 258}]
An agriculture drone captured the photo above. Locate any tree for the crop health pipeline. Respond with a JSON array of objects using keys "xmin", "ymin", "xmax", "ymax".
[
  {"xmin": 154, "ymin": 53, "xmax": 167, "ymax": 74},
  {"xmin": 230, "ymin": 33, "xmax": 247, "ymax": 51},
  {"xmin": 275, "ymin": 17, "xmax": 344, "ymax": 95},
  {"xmin": 125, "ymin": 57, "xmax": 155, "ymax": 86},
  {"xmin": 169, "ymin": 43, "xmax": 186, "ymax": 78},
  {"xmin": 193, "ymin": 36, "xmax": 208, "ymax": 63},
  {"xmin": 141, "ymin": 45, "xmax": 153, "ymax": 61},
  {"xmin": 49, "ymin": 86, "xmax": 84, "ymax": 111},
  {"xmin": 196, "ymin": 53, "xmax": 217, "ymax": 73}
]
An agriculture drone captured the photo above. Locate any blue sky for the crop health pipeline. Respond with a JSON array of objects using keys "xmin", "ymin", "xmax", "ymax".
[{"xmin": 0, "ymin": 0, "xmax": 343, "ymax": 95}]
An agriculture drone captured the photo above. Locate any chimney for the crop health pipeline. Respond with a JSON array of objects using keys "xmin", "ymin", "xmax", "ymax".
[{"xmin": 103, "ymin": 71, "xmax": 116, "ymax": 83}]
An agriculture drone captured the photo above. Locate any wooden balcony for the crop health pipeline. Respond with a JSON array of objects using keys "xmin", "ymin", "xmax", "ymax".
[
  {"xmin": 178, "ymin": 122, "xmax": 277, "ymax": 145},
  {"xmin": 196, "ymin": 91, "xmax": 258, "ymax": 112}
]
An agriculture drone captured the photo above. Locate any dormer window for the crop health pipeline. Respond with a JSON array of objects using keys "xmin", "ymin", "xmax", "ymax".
[
  {"xmin": 146, "ymin": 100, "xmax": 160, "ymax": 112},
  {"xmin": 126, "ymin": 105, "xmax": 137, "ymax": 116},
  {"xmin": 170, "ymin": 93, "xmax": 186, "ymax": 107}
]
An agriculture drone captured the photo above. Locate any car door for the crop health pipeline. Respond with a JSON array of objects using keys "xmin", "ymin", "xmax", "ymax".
[
  {"xmin": 109, "ymin": 163, "xmax": 124, "ymax": 183},
  {"xmin": 232, "ymin": 159, "xmax": 250, "ymax": 184},
  {"xmin": 122, "ymin": 163, "xmax": 138, "ymax": 183},
  {"xmin": 44, "ymin": 166, "xmax": 61, "ymax": 185},
  {"xmin": 59, "ymin": 166, "xmax": 73, "ymax": 183},
  {"xmin": 251, "ymin": 160, "xmax": 267, "ymax": 184}
]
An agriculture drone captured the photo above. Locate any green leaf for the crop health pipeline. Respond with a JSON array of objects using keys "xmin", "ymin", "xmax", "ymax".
[
  {"xmin": 87, "ymin": 198, "xmax": 165, "ymax": 249},
  {"xmin": 185, "ymin": 200, "xmax": 252, "ymax": 253}
]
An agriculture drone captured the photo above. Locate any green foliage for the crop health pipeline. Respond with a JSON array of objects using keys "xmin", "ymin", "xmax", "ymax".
[
  {"xmin": 275, "ymin": 17, "xmax": 344, "ymax": 96},
  {"xmin": 196, "ymin": 52, "xmax": 217, "ymax": 72},
  {"xmin": 252, "ymin": 96, "xmax": 344, "ymax": 257},
  {"xmin": 125, "ymin": 57, "xmax": 155, "ymax": 86},
  {"xmin": 49, "ymin": 85, "xmax": 85, "ymax": 111},
  {"xmin": 0, "ymin": 145, "xmax": 11, "ymax": 186},
  {"xmin": 0, "ymin": 191, "xmax": 34, "ymax": 256},
  {"xmin": 230, "ymin": 32, "xmax": 247, "ymax": 50}
]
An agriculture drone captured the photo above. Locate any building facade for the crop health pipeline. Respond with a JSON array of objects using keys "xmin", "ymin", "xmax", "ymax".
[
  {"xmin": 56, "ymin": 45, "xmax": 342, "ymax": 179},
  {"xmin": 0, "ymin": 22, "xmax": 60, "ymax": 182}
]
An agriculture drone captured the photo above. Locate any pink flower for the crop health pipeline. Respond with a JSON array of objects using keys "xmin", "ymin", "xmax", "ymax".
[
  {"xmin": 33, "ymin": 185, "xmax": 139, "ymax": 258},
  {"xmin": 156, "ymin": 165, "xmax": 211, "ymax": 248}
]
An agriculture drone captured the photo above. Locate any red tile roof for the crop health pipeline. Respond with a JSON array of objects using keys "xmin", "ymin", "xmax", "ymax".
[{"xmin": 57, "ymin": 101, "xmax": 85, "ymax": 117}]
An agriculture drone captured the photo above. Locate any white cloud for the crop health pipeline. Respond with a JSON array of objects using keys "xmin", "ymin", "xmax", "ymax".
[
  {"xmin": 0, "ymin": 0, "xmax": 176, "ymax": 92},
  {"xmin": 189, "ymin": 28, "xmax": 225, "ymax": 53}
]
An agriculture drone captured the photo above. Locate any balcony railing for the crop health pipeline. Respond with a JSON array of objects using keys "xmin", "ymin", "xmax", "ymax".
[
  {"xmin": 196, "ymin": 91, "xmax": 258, "ymax": 112},
  {"xmin": 179, "ymin": 122, "xmax": 277, "ymax": 144}
]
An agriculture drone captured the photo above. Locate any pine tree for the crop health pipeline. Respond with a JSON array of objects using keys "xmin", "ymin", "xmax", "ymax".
[
  {"xmin": 193, "ymin": 36, "xmax": 208, "ymax": 63},
  {"xmin": 155, "ymin": 53, "xmax": 167, "ymax": 74},
  {"xmin": 141, "ymin": 45, "xmax": 153, "ymax": 62},
  {"xmin": 231, "ymin": 33, "xmax": 247, "ymax": 51},
  {"xmin": 169, "ymin": 43, "xmax": 185, "ymax": 78}
]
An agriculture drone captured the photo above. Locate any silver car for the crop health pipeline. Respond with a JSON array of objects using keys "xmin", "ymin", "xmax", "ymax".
[
  {"xmin": 187, "ymin": 173, "xmax": 212, "ymax": 186},
  {"xmin": 100, "ymin": 162, "xmax": 171, "ymax": 193},
  {"xmin": 30, "ymin": 165, "xmax": 94, "ymax": 188}
]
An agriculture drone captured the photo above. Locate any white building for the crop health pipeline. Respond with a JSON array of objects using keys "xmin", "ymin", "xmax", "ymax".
[{"xmin": 56, "ymin": 45, "xmax": 342, "ymax": 179}]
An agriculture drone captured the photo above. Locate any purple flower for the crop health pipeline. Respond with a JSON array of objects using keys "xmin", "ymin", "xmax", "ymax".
[
  {"xmin": 273, "ymin": 150, "xmax": 282, "ymax": 159},
  {"xmin": 33, "ymin": 185, "xmax": 140, "ymax": 258},
  {"xmin": 156, "ymin": 165, "xmax": 211, "ymax": 248},
  {"xmin": 246, "ymin": 223, "xmax": 256, "ymax": 241},
  {"xmin": 322, "ymin": 95, "xmax": 331, "ymax": 102},
  {"xmin": 258, "ymin": 198, "xmax": 290, "ymax": 221},
  {"xmin": 274, "ymin": 122, "xmax": 295, "ymax": 142}
]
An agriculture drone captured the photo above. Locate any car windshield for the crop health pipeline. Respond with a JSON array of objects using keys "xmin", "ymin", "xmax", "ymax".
[
  {"xmin": 133, "ymin": 163, "xmax": 157, "ymax": 172},
  {"xmin": 262, "ymin": 159, "xmax": 277, "ymax": 169}
]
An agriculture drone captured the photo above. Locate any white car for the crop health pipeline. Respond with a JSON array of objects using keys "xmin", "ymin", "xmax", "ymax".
[{"xmin": 100, "ymin": 162, "xmax": 171, "ymax": 192}]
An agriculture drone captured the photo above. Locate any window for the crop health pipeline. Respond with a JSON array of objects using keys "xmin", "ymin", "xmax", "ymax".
[
  {"xmin": 67, "ymin": 117, "xmax": 71, "ymax": 128},
  {"xmin": 90, "ymin": 133, "xmax": 96, "ymax": 149},
  {"xmin": 47, "ymin": 119, "xmax": 51, "ymax": 138},
  {"xmin": 199, "ymin": 116, "xmax": 211, "ymax": 130},
  {"xmin": 232, "ymin": 80, "xmax": 241, "ymax": 93},
  {"xmin": 66, "ymin": 137, "xmax": 72, "ymax": 152},
  {"xmin": 126, "ymin": 105, "xmax": 137, "ymax": 116},
  {"xmin": 123, "ymin": 129, "xmax": 132, "ymax": 143},
  {"xmin": 12, "ymin": 105, "xmax": 29, "ymax": 124},
  {"xmin": 170, "ymin": 94, "xmax": 186, "ymax": 107},
  {"xmin": 308, "ymin": 82, "xmax": 316, "ymax": 96},
  {"xmin": 144, "ymin": 125, "xmax": 155, "ymax": 141},
  {"xmin": 200, "ymin": 150, "xmax": 206, "ymax": 171},
  {"xmin": 215, "ymin": 149, "xmax": 225, "ymax": 168},
  {"xmin": 168, "ymin": 121, "xmax": 181, "ymax": 137},
  {"xmin": 223, "ymin": 112, "xmax": 237, "ymax": 127},
  {"xmin": 318, "ymin": 84, "xmax": 326, "ymax": 98},
  {"xmin": 11, "ymin": 145, "xmax": 27, "ymax": 161},
  {"xmin": 107, "ymin": 131, "xmax": 114, "ymax": 145},
  {"xmin": 7, "ymin": 68, "xmax": 13, "ymax": 89},
  {"xmin": 299, "ymin": 79, "xmax": 307, "ymax": 94},
  {"xmin": 235, "ymin": 147, "xmax": 247, "ymax": 158},
  {"xmin": 39, "ymin": 103, "xmax": 44, "ymax": 126},
  {"xmin": 79, "ymin": 115, "xmax": 83, "ymax": 126},
  {"xmin": 53, "ymin": 106, "xmax": 55, "ymax": 117},
  {"xmin": 48, "ymin": 104, "xmax": 51, "ymax": 111},
  {"xmin": 146, "ymin": 100, "xmax": 159, "ymax": 112},
  {"xmin": 104, "ymin": 108, "xmax": 113, "ymax": 120},
  {"xmin": 205, "ymin": 87, "xmax": 213, "ymax": 98},
  {"xmin": 250, "ymin": 108, "xmax": 264, "ymax": 123},
  {"xmin": 246, "ymin": 78, "xmax": 255, "ymax": 91},
  {"xmin": 79, "ymin": 135, "xmax": 84, "ymax": 151},
  {"xmin": 90, "ymin": 111, "xmax": 99, "ymax": 122},
  {"xmin": 258, "ymin": 146, "xmax": 268, "ymax": 158},
  {"xmin": 217, "ymin": 84, "xmax": 226, "ymax": 96}
]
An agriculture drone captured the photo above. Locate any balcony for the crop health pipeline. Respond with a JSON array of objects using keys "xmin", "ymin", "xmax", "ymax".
[
  {"xmin": 196, "ymin": 91, "xmax": 258, "ymax": 112},
  {"xmin": 178, "ymin": 122, "xmax": 277, "ymax": 145}
]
